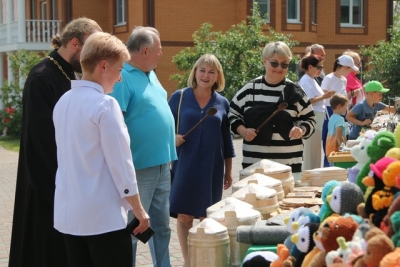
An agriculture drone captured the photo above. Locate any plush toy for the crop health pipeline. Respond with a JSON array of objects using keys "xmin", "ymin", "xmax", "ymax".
[
  {"xmin": 363, "ymin": 157, "xmax": 398, "ymax": 227},
  {"xmin": 379, "ymin": 247, "xmax": 400, "ymax": 267},
  {"xmin": 290, "ymin": 222, "xmax": 320, "ymax": 267},
  {"xmin": 283, "ymin": 207, "xmax": 313, "ymax": 251},
  {"xmin": 382, "ymin": 195, "xmax": 400, "ymax": 237},
  {"xmin": 353, "ymin": 227, "xmax": 395, "ymax": 267},
  {"xmin": 270, "ymin": 244, "xmax": 291, "ymax": 267},
  {"xmin": 355, "ymin": 230, "xmax": 394, "ymax": 267},
  {"xmin": 356, "ymin": 131, "xmax": 396, "ymax": 193},
  {"xmin": 242, "ymin": 251, "xmax": 278, "ymax": 267},
  {"xmin": 319, "ymin": 181, "xmax": 341, "ymax": 221},
  {"xmin": 326, "ymin": 236, "xmax": 364, "ymax": 266},
  {"xmin": 309, "ymin": 216, "xmax": 358, "ymax": 267},
  {"xmin": 348, "ymin": 130, "xmax": 376, "ymax": 183},
  {"xmin": 391, "ymin": 211, "xmax": 400, "ymax": 247},
  {"xmin": 328, "ymin": 182, "xmax": 364, "ymax": 215}
]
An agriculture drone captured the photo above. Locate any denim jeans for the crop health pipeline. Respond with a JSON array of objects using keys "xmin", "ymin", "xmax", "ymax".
[{"xmin": 130, "ymin": 163, "xmax": 171, "ymax": 267}]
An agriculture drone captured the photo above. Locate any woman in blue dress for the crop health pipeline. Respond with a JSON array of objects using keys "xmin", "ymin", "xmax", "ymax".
[{"xmin": 168, "ymin": 54, "xmax": 235, "ymax": 265}]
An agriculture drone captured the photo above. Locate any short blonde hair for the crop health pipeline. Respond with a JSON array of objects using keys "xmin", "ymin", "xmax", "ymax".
[
  {"xmin": 262, "ymin": 41, "xmax": 292, "ymax": 61},
  {"xmin": 342, "ymin": 50, "xmax": 361, "ymax": 62},
  {"xmin": 80, "ymin": 32, "xmax": 130, "ymax": 73},
  {"xmin": 187, "ymin": 54, "xmax": 225, "ymax": 92}
]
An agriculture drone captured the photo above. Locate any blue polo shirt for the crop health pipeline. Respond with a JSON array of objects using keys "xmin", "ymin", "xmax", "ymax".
[
  {"xmin": 349, "ymin": 100, "xmax": 385, "ymax": 139},
  {"xmin": 110, "ymin": 63, "xmax": 177, "ymax": 170}
]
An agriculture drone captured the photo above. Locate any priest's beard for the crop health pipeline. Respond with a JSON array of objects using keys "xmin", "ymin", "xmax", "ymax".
[{"xmin": 70, "ymin": 53, "xmax": 82, "ymax": 74}]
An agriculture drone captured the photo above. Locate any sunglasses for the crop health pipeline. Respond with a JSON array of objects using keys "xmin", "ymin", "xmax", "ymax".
[
  {"xmin": 314, "ymin": 65, "xmax": 324, "ymax": 70},
  {"xmin": 266, "ymin": 59, "xmax": 290, "ymax": 69}
]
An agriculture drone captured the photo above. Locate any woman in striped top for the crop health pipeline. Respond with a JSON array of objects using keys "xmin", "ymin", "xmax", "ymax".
[{"xmin": 228, "ymin": 41, "xmax": 316, "ymax": 181}]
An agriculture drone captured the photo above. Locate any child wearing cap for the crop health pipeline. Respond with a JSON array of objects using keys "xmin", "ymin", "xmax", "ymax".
[
  {"xmin": 321, "ymin": 55, "xmax": 359, "ymax": 166},
  {"xmin": 326, "ymin": 94, "xmax": 349, "ymax": 159},
  {"xmin": 346, "ymin": 81, "xmax": 396, "ymax": 140}
]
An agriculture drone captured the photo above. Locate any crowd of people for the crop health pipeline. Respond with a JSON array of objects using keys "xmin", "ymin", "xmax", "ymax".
[{"xmin": 7, "ymin": 16, "xmax": 397, "ymax": 267}]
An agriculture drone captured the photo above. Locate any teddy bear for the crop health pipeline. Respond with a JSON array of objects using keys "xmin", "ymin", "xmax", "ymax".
[
  {"xmin": 328, "ymin": 182, "xmax": 364, "ymax": 216},
  {"xmin": 379, "ymin": 247, "xmax": 400, "ymax": 267},
  {"xmin": 308, "ymin": 216, "xmax": 358, "ymax": 267},
  {"xmin": 353, "ymin": 227, "xmax": 395, "ymax": 267},
  {"xmin": 356, "ymin": 131, "xmax": 396, "ymax": 193},
  {"xmin": 348, "ymin": 130, "xmax": 376, "ymax": 183},
  {"xmin": 319, "ymin": 180, "xmax": 340, "ymax": 221},
  {"xmin": 363, "ymin": 157, "xmax": 398, "ymax": 226}
]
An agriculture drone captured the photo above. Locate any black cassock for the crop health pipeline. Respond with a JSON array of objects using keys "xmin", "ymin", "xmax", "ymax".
[{"xmin": 9, "ymin": 50, "xmax": 75, "ymax": 267}]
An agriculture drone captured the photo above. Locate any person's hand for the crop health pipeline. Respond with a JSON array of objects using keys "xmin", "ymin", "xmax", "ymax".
[
  {"xmin": 362, "ymin": 119, "xmax": 372, "ymax": 126},
  {"xmin": 324, "ymin": 90, "xmax": 335, "ymax": 99},
  {"xmin": 175, "ymin": 134, "xmax": 185, "ymax": 147},
  {"xmin": 224, "ymin": 172, "xmax": 233, "ymax": 190},
  {"xmin": 242, "ymin": 128, "xmax": 257, "ymax": 142},
  {"xmin": 131, "ymin": 207, "xmax": 150, "ymax": 235},
  {"xmin": 289, "ymin": 126, "xmax": 304, "ymax": 139}
]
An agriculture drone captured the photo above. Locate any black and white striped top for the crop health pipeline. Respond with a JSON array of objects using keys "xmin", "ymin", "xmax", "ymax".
[{"xmin": 228, "ymin": 76, "xmax": 316, "ymax": 177}]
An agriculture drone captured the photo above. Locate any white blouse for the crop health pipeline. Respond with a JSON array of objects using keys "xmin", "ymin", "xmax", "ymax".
[
  {"xmin": 298, "ymin": 74, "xmax": 326, "ymax": 113},
  {"xmin": 53, "ymin": 80, "xmax": 139, "ymax": 235}
]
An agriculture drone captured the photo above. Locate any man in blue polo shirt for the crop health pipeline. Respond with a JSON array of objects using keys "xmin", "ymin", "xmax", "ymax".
[{"xmin": 110, "ymin": 26, "xmax": 177, "ymax": 267}]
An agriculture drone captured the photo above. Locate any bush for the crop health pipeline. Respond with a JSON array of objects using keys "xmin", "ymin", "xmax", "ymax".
[
  {"xmin": 0, "ymin": 50, "xmax": 46, "ymax": 137},
  {"xmin": 170, "ymin": 4, "xmax": 299, "ymax": 101}
]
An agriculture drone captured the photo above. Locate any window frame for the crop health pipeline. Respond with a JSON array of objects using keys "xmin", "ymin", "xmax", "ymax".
[
  {"xmin": 116, "ymin": 0, "xmax": 126, "ymax": 26},
  {"xmin": 253, "ymin": 0, "xmax": 270, "ymax": 23},
  {"xmin": 52, "ymin": 0, "xmax": 57, "ymax": 20},
  {"xmin": 340, "ymin": 0, "xmax": 363, "ymax": 27},
  {"xmin": 311, "ymin": 0, "xmax": 316, "ymax": 24},
  {"xmin": 41, "ymin": 1, "xmax": 47, "ymax": 20},
  {"xmin": 287, "ymin": 0, "xmax": 300, "ymax": 23}
]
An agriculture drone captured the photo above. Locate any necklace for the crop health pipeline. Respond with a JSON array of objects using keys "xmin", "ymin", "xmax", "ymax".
[{"xmin": 48, "ymin": 56, "xmax": 71, "ymax": 81}]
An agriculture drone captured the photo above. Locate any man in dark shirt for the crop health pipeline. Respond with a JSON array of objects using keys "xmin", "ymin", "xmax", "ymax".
[
  {"xmin": 8, "ymin": 18, "xmax": 102, "ymax": 267},
  {"xmin": 297, "ymin": 44, "xmax": 326, "ymax": 85}
]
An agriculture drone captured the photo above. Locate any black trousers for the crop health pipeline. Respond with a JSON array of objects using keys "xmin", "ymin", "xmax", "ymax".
[{"xmin": 63, "ymin": 228, "xmax": 132, "ymax": 267}]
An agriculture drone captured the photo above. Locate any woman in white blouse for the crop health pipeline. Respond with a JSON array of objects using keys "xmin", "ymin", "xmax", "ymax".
[
  {"xmin": 53, "ymin": 32, "xmax": 149, "ymax": 266},
  {"xmin": 299, "ymin": 55, "xmax": 335, "ymax": 171}
]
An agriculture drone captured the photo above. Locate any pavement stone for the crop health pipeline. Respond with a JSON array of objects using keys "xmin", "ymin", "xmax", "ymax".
[{"xmin": 0, "ymin": 138, "xmax": 243, "ymax": 267}]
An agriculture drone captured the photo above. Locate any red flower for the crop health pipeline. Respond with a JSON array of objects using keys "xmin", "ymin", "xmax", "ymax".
[{"xmin": 5, "ymin": 107, "xmax": 15, "ymax": 114}]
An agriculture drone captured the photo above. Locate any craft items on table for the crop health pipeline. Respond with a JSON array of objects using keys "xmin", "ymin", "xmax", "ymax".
[
  {"xmin": 206, "ymin": 197, "xmax": 253, "ymax": 217},
  {"xmin": 231, "ymin": 183, "xmax": 279, "ymax": 219},
  {"xmin": 232, "ymin": 173, "xmax": 284, "ymax": 201},
  {"xmin": 318, "ymin": 180, "xmax": 341, "ymax": 221},
  {"xmin": 282, "ymin": 207, "xmax": 314, "ymax": 251},
  {"xmin": 328, "ymin": 182, "xmax": 365, "ymax": 216},
  {"xmin": 208, "ymin": 204, "xmax": 262, "ymax": 267},
  {"xmin": 300, "ymin": 167, "xmax": 348, "ymax": 187},
  {"xmin": 348, "ymin": 130, "xmax": 377, "ymax": 183},
  {"xmin": 187, "ymin": 218, "xmax": 230, "ymax": 267},
  {"xmin": 242, "ymin": 250, "xmax": 278, "ymax": 267},
  {"xmin": 239, "ymin": 159, "xmax": 294, "ymax": 196},
  {"xmin": 235, "ymin": 224, "xmax": 289, "ymax": 246},
  {"xmin": 290, "ymin": 222, "xmax": 320, "ymax": 267},
  {"xmin": 379, "ymin": 247, "xmax": 400, "ymax": 267},
  {"xmin": 356, "ymin": 130, "xmax": 396, "ymax": 193},
  {"xmin": 382, "ymin": 196, "xmax": 400, "ymax": 238},
  {"xmin": 328, "ymin": 151, "xmax": 357, "ymax": 169},
  {"xmin": 270, "ymin": 244, "xmax": 294, "ymax": 267}
]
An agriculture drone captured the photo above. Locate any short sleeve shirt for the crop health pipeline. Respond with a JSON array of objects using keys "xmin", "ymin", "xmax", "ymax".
[
  {"xmin": 349, "ymin": 100, "xmax": 386, "ymax": 139},
  {"xmin": 326, "ymin": 114, "xmax": 346, "ymax": 156}
]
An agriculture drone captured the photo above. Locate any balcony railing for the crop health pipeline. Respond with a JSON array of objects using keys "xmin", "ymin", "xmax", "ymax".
[{"xmin": 0, "ymin": 19, "xmax": 61, "ymax": 46}]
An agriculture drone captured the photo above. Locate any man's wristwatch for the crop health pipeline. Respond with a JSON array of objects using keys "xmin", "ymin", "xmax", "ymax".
[{"xmin": 299, "ymin": 125, "xmax": 306, "ymax": 135}]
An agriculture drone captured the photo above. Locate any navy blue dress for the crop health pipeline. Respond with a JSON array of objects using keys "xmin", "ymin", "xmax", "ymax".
[{"xmin": 168, "ymin": 88, "xmax": 235, "ymax": 218}]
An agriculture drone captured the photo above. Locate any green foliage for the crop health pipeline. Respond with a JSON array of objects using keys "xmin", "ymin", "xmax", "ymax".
[
  {"xmin": 170, "ymin": 5, "xmax": 299, "ymax": 101},
  {"xmin": 0, "ymin": 135, "xmax": 20, "ymax": 152},
  {"xmin": 360, "ymin": 25, "xmax": 400, "ymax": 100},
  {"xmin": 0, "ymin": 50, "xmax": 46, "ymax": 137}
]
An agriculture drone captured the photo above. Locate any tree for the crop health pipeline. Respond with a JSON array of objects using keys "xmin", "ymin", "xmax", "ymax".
[
  {"xmin": 0, "ymin": 50, "xmax": 46, "ymax": 136},
  {"xmin": 170, "ymin": 5, "xmax": 299, "ymax": 101}
]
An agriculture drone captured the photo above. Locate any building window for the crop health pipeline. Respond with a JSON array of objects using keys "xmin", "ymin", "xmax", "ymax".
[
  {"xmin": 254, "ymin": 0, "xmax": 270, "ymax": 23},
  {"xmin": 341, "ymin": 0, "xmax": 363, "ymax": 27},
  {"xmin": 52, "ymin": 0, "xmax": 57, "ymax": 20},
  {"xmin": 0, "ymin": 0, "xmax": 3, "ymax": 24},
  {"xmin": 311, "ymin": 0, "xmax": 316, "ymax": 24},
  {"xmin": 287, "ymin": 0, "xmax": 300, "ymax": 23},
  {"xmin": 116, "ymin": 0, "xmax": 126, "ymax": 25},
  {"xmin": 41, "ymin": 1, "xmax": 47, "ymax": 20}
]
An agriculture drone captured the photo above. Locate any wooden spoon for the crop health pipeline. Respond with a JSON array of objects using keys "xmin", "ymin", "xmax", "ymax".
[
  {"xmin": 183, "ymin": 107, "xmax": 218, "ymax": 138},
  {"xmin": 255, "ymin": 102, "xmax": 288, "ymax": 133}
]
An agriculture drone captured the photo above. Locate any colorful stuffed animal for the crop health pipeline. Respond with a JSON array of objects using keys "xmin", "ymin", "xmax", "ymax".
[
  {"xmin": 382, "ymin": 195, "xmax": 400, "ymax": 237},
  {"xmin": 309, "ymin": 216, "xmax": 358, "ymax": 267},
  {"xmin": 319, "ymin": 181, "xmax": 340, "ymax": 221},
  {"xmin": 379, "ymin": 247, "xmax": 400, "ymax": 267},
  {"xmin": 363, "ymin": 157, "xmax": 398, "ymax": 226},
  {"xmin": 328, "ymin": 182, "xmax": 364, "ymax": 215},
  {"xmin": 283, "ymin": 207, "xmax": 313, "ymax": 251},
  {"xmin": 356, "ymin": 131, "xmax": 396, "ymax": 193},
  {"xmin": 391, "ymin": 211, "xmax": 400, "ymax": 247},
  {"xmin": 348, "ymin": 130, "xmax": 376, "ymax": 183},
  {"xmin": 270, "ymin": 244, "xmax": 291, "ymax": 267},
  {"xmin": 291, "ymin": 222, "xmax": 320, "ymax": 267},
  {"xmin": 242, "ymin": 251, "xmax": 278, "ymax": 267}
]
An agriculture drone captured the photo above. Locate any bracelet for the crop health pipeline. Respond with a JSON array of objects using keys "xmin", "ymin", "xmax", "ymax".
[{"xmin": 299, "ymin": 125, "xmax": 306, "ymax": 135}]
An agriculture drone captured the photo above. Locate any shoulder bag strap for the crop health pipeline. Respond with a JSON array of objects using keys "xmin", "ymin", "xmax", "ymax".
[{"xmin": 176, "ymin": 88, "xmax": 185, "ymax": 134}]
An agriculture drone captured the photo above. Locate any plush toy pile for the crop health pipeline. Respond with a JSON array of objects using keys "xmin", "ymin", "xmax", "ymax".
[{"xmin": 242, "ymin": 125, "xmax": 400, "ymax": 267}]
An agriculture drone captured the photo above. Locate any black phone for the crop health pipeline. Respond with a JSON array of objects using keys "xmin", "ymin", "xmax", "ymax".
[{"xmin": 126, "ymin": 217, "xmax": 155, "ymax": 244}]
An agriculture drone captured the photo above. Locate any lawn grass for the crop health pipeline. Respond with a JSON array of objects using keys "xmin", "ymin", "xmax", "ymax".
[{"xmin": 0, "ymin": 136, "xmax": 20, "ymax": 152}]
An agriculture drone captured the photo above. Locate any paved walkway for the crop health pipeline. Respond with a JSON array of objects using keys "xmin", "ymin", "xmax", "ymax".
[{"xmin": 0, "ymin": 138, "xmax": 243, "ymax": 267}]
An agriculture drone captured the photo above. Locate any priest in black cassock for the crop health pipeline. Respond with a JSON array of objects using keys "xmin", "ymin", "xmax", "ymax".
[{"xmin": 8, "ymin": 18, "xmax": 102, "ymax": 267}]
